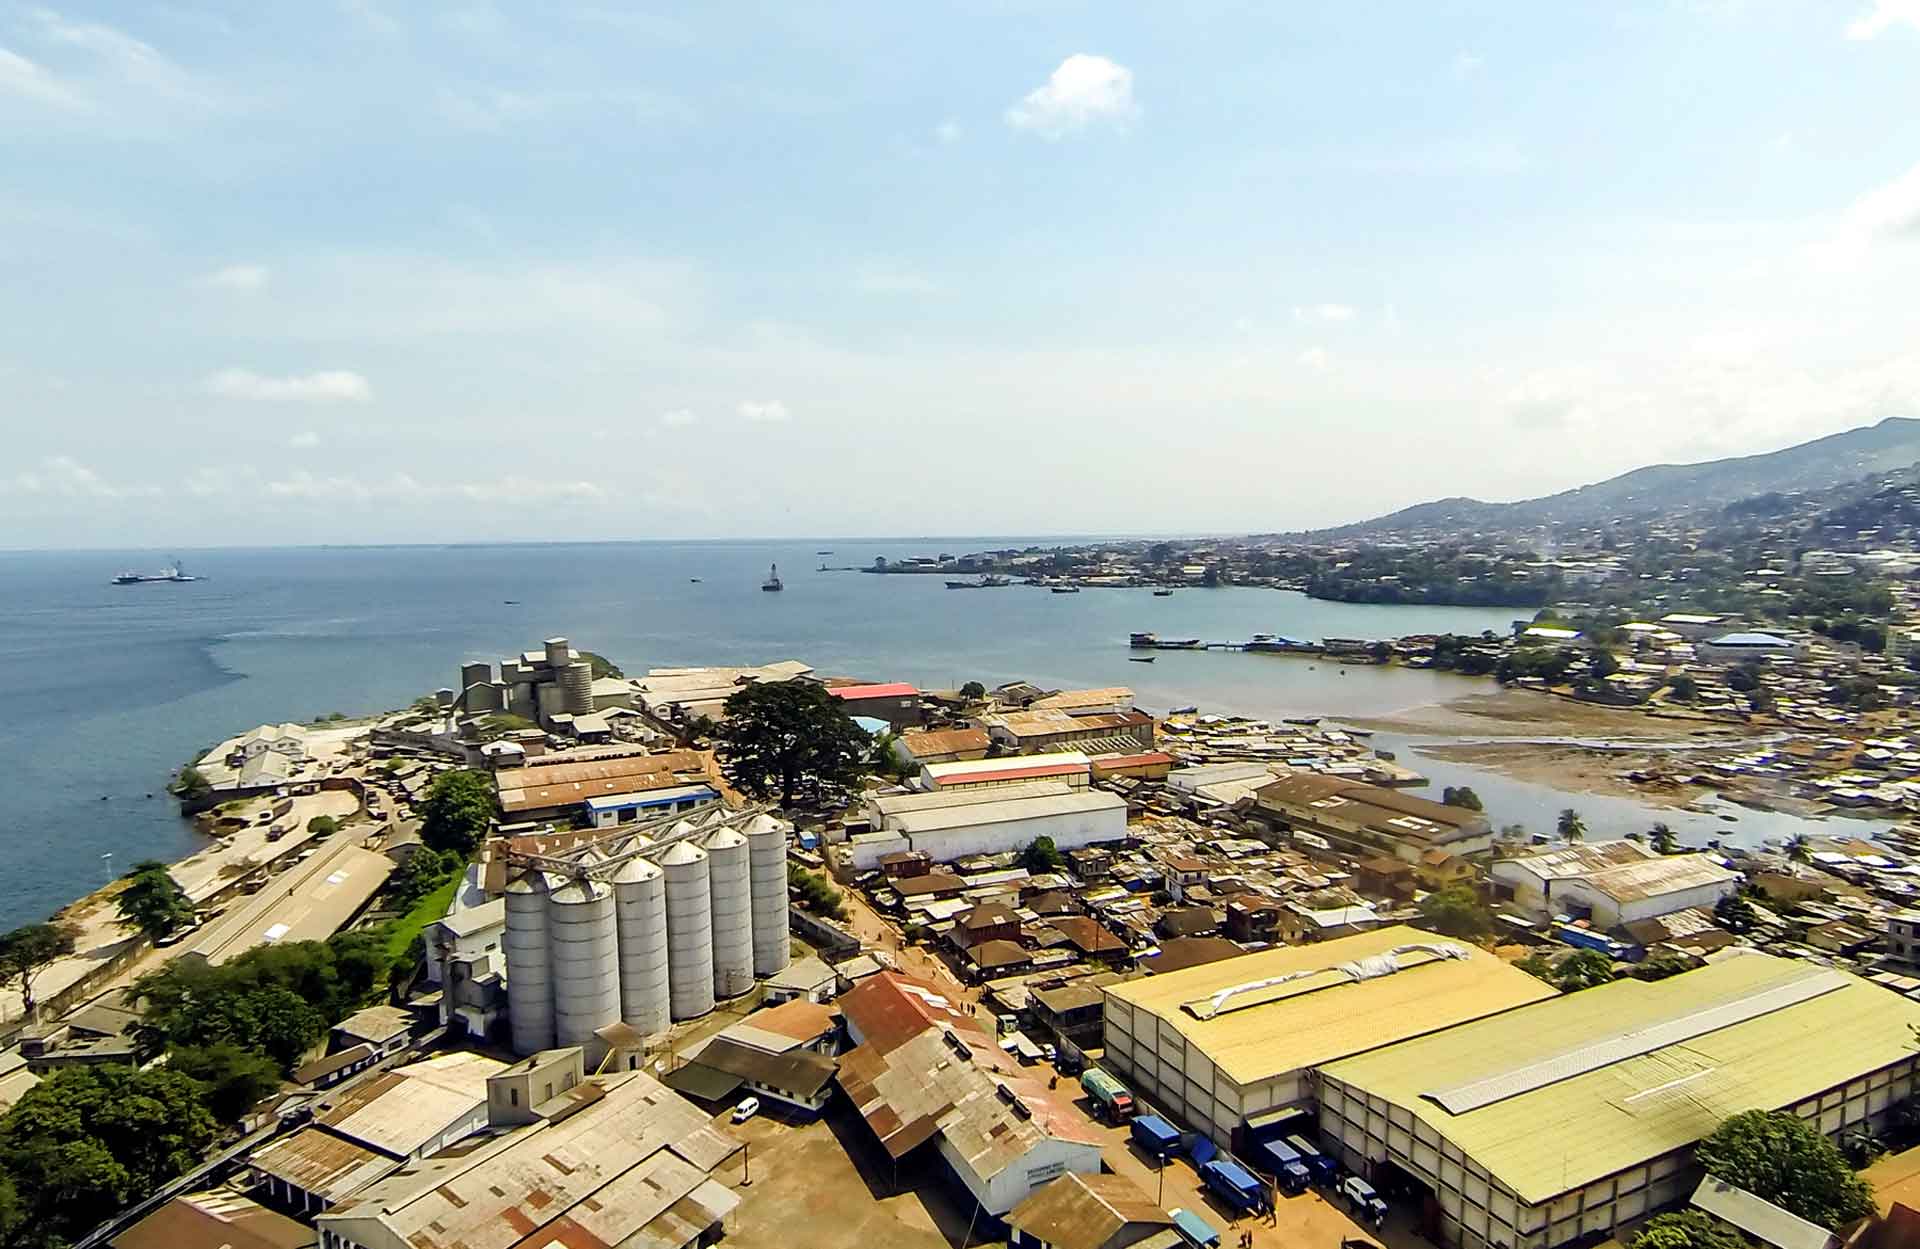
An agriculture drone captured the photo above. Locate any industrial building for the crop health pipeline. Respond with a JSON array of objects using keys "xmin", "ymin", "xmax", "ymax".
[
  {"xmin": 1006, "ymin": 1172, "xmax": 1179, "ymax": 1249},
  {"xmin": 452, "ymin": 636, "xmax": 601, "ymax": 729},
  {"xmin": 1315, "ymin": 955, "xmax": 1920, "ymax": 1249},
  {"xmin": 317, "ymin": 1052, "xmax": 744, "ymax": 1249},
  {"xmin": 496, "ymin": 804, "xmax": 791, "ymax": 1054},
  {"xmin": 629, "ymin": 660, "xmax": 816, "ymax": 726},
  {"xmin": 921, "ymin": 750, "xmax": 1093, "ymax": 791},
  {"xmin": 1491, "ymin": 841, "xmax": 1740, "ymax": 928},
  {"xmin": 1099, "ymin": 926, "xmax": 1556, "ymax": 1148},
  {"xmin": 1253, "ymin": 775, "xmax": 1495, "ymax": 862},
  {"xmin": 844, "ymin": 781, "xmax": 1128, "ymax": 871},
  {"xmin": 838, "ymin": 972, "xmax": 1106, "ymax": 1216},
  {"xmin": 981, "ymin": 708, "xmax": 1157, "ymax": 755},
  {"xmin": 491, "ymin": 748, "xmax": 716, "ymax": 824},
  {"xmin": 181, "ymin": 838, "xmax": 393, "ymax": 966},
  {"xmin": 827, "ymin": 681, "xmax": 925, "ymax": 729}
]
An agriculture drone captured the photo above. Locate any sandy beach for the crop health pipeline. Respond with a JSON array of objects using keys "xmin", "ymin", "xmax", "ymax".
[{"xmin": 1344, "ymin": 686, "xmax": 1747, "ymax": 741}]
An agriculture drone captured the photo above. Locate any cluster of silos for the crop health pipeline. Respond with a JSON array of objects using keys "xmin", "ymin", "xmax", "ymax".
[{"xmin": 501, "ymin": 811, "xmax": 796, "ymax": 1054}]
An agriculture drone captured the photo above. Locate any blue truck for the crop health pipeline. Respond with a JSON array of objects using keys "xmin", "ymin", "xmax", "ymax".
[
  {"xmin": 1285, "ymin": 1133, "xmax": 1338, "ymax": 1184},
  {"xmin": 1250, "ymin": 1136, "xmax": 1312, "ymax": 1195},
  {"xmin": 1130, "ymin": 1114, "xmax": 1181, "ymax": 1159},
  {"xmin": 1200, "ymin": 1158, "xmax": 1268, "ymax": 1214}
]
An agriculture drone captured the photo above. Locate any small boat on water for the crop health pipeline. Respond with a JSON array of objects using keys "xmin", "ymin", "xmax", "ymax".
[
  {"xmin": 816, "ymin": 550, "xmax": 834, "ymax": 555},
  {"xmin": 503, "ymin": 599, "xmax": 520, "ymax": 604},
  {"xmin": 1051, "ymin": 586, "xmax": 1080, "ymax": 594},
  {"xmin": 761, "ymin": 564, "xmax": 783, "ymax": 592},
  {"xmin": 1129, "ymin": 656, "xmax": 1156, "ymax": 663},
  {"xmin": 1153, "ymin": 588, "xmax": 1175, "ymax": 597},
  {"xmin": 689, "ymin": 578, "xmax": 702, "ymax": 583},
  {"xmin": 1283, "ymin": 716, "xmax": 1320, "ymax": 726},
  {"xmin": 946, "ymin": 579, "xmax": 987, "ymax": 589}
]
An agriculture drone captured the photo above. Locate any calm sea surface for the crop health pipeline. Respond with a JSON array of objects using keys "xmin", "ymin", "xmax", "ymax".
[{"xmin": 0, "ymin": 540, "xmax": 1843, "ymax": 928}]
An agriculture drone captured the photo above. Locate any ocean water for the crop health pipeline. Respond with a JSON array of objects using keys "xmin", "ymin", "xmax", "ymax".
[{"xmin": 0, "ymin": 540, "xmax": 1832, "ymax": 928}]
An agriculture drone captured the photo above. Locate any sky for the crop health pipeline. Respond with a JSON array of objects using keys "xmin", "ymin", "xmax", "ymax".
[{"xmin": 3, "ymin": 2, "xmax": 1920, "ymax": 548}]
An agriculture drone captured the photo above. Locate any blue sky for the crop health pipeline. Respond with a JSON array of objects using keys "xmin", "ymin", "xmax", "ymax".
[{"xmin": 3, "ymin": 1, "xmax": 1920, "ymax": 547}]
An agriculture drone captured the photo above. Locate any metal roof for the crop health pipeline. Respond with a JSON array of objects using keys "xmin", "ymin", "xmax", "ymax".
[
  {"xmin": 684, "ymin": 1035, "xmax": 838, "ymax": 1099},
  {"xmin": 249, "ymin": 1127, "xmax": 397, "ymax": 1202},
  {"xmin": 1006, "ymin": 1172, "xmax": 1172, "ymax": 1249},
  {"xmin": 111, "ymin": 1190, "xmax": 316, "ymax": 1249},
  {"xmin": 314, "ymin": 1051, "xmax": 504, "ymax": 1157},
  {"xmin": 829, "ymin": 682, "xmax": 920, "ymax": 700},
  {"xmin": 1103, "ymin": 925, "xmax": 1555, "ymax": 1086},
  {"xmin": 1319, "ymin": 955, "xmax": 1920, "ymax": 1205},
  {"xmin": 1693, "ymin": 1176, "xmax": 1839, "ymax": 1249},
  {"xmin": 890, "ymin": 789, "xmax": 1125, "ymax": 836}
]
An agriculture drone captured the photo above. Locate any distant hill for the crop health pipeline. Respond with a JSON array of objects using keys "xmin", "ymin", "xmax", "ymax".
[{"xmin": 1307, "ymin": 417, "xmax": 1920, "ymax": 538}]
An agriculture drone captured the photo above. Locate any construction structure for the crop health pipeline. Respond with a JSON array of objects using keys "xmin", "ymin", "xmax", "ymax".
[
  {"xmin": 454, "ymin": 636, "xmax": 598, "ymax": 729},
  {"xmin": 497, "ymin": 804, "xmax": 792, "ymax": 1055},
  {"xmin": 1099, "ymin": 925, "xmax": 1556, "ymax": 1148},
  {"xmin": 1315, "ymin": 955, "xmax": 1920, "ymax": 1249}
]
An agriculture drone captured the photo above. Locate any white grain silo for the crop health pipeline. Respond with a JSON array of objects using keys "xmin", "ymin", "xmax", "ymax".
[
  {"xmin": 659, "ymin": 840, "xmax": 715, "ymax": 1020},
  {"xmin": 503, "ymin": 870, "xmax": 557, "ymax": 1055},
  {"xmin": 547, "ymin": 875, "xmax": 621, "ymax": 1048},
  {"xmin": 610, "ymin": 853, "xmax": 670, "ymax": 1037},
  {"xmin": 745, "ymin": 814, "xmax": 791, "ymax": 977},
  {"xmin": 560, "ymin": 661, "xmax": 595, "ymax": 714},
  {"xmin": 704, "ymin": 828, "xmax": 754, "ymax": 1000}
]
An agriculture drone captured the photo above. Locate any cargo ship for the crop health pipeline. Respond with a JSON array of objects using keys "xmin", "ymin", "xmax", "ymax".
[{"xmin": 112, "ymin": 560, "xmax": 198, "ymax": 585}]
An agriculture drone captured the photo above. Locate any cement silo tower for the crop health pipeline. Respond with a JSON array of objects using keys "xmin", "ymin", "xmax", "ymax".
[
  {"xmin": 610, "ymin": 852, "xmax": 671, "ymax": 1037},
  {"xmin": 547, "ymin": 876, "xmax": 621, "ymax": 1047},
  {"xmin": 745, "ymin": 814, "xmax": 791, "ymax": 977},
  {"xmin": 559, "ymin": 661, "xmax": 595, "ymax": 715},
  {"xmin": 659, "ymin": 840, "xmax": 715, "ymax": 1019},
  {"xmin": 503, "ymin": 871, "xmax": 557, "ymax": 1055},
  {"xmin": 704, "ymin": 828, "xmax": 754, "ymax": 1000}
]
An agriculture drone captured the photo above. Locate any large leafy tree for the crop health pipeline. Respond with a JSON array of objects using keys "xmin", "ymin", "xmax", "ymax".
[
  {"xmin": 419, "ymin": 769, "xmax": 497, "ymax": 854},
  {"xmin": 169, "ymin": 1043, "xmax": 284, "ymax": 1121},
  {"xmin": 133, "ymin": 934, "xmax": 375, "ymax": 1067},
  {"xmin": 116, "ymin": 862, "xmax": 195, "ymax": 942},
  {"xmin": 1418, "ymin": 886, "xmax": 1492, "ymax": 939},
  {"xmin": 1517, "ymin": 948, "xmax": 1616, "ymax": 993},
  {"xmin": 1020, "ymin": 836, "xmax": 1064, "ymax": 874},
  {"xmin": 717, "ymin": 681, "xmax": 872, "ymax": 806},
  {"xmin": 0, "ymin": 1065, "xmax": 216, "ymax": 1247},
  {"xmin": 1629, "ymin": 1211, "xmax": 1750, "ymax": 1249},
  {"xmin": 0, "ymin": 923, "xmax": 77, "ymax": 1021},
  {"xmin": 1695, "ymin": 1109, "xmax": 1874, "ymax": 1230}
]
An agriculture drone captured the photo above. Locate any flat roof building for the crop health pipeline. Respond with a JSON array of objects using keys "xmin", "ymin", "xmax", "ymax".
[
  {"xmin": 1101, "ymin": 925, "xmax": 1555, "ymax": 1148},
  {"xmin": 847, "ymin": 781, "xmax": 1126, "ymax": 871},
  {"xmin": 1255, "ymin": 775, "xmax": 1494, "ymax": 863},
  {"xmin": 1492, "ymin": 841, "xmax": 1740, "ymax": 929},
  {"xmin": 1316, "ymin": 955, "xmax": 1920, "ymax": 1249},
  {"xmin": 922, "ymin": 751, "xmax": 1093, "ymax": 791}
]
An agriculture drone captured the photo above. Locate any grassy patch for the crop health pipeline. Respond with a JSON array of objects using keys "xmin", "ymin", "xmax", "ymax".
[{"xmin": 382, "ymin": 877, "xmax": 460, "ymax": 964}]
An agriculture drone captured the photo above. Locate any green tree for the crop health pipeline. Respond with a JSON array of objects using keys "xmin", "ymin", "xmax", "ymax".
[
  {"xmin": 1557, "ymin": 808, "xmax": 1587, "ymax": 841},
  {"xmin": 1441, "ymin": 786, "xmax": 1484, "ymax": 812},
  {"xmin": 1020, "ymin": 835, "xmax": 1065, "ymax": 874},
  {"xmin": 171, "ymin": 765, "xmax": 211, "ymax": 801},
  {"xmin": 387, "ymin": 847, "xmax": 466, "ymax": 908},
  {"xmin": 116, "ymin": 864, "xmax": 195, "ymax": 942},
  {"xmin": 1590, "ymin": 649, "xmax": 1620, "ymax": 678},
  {"xmin": 1649, "ymin": 823, "xmax": 1679, "ymax": 855},
  {"xmin": 1786, "ymin": 835, "xmax": 1812, "ymax": 864},
  {"xmin": 1629, "ymin": 1210, "xmax": 1751, "ymax": 1249},
  {"xmin": 1666, "ymin": 673, "xmax": 1698, "ymax": 702},
  {"xmin": 578, "ymin": 650, "xmax": 624, "ymax": 679},
  {"xmin": 1518, "ymin": 948, "xmax": 1616, "ymax": 993},
  {"xmin": 0, "ymin": 1065, "xmax": 217, "ymax": 1246},
  {"xmin": 1695, "ymin": 1109, "xmax": 1874, "ymax": 1229},
  {"xmin": 419, "ymin": 769, "xmax": 497, "ymax": 854},
  {"xmin": 0, "ymin": 923, "xmax": 77, "ymax": 1022},
  {"xmin": 717, "ymin": 682, "xmax": 872, "ymax": 806},
  {"xmin": 1418, "ymin": 886, "xmax": 1492, "ymax": 938},
  {"xmin": 959, "ymin": 681, "xmax": 986, "ymax": 701},
  {"xmin": 786, "ymin": 865, "xmax": 846, "ymax": 921},
  {"xmin": 168, "ymin": 1042, "xmax": 284, "ymax": 1121},
  {"xmin": 1715, "ymin": 892, "xmax": 1760, "ymax": 934},
  {"xmin": 307, "ymin": 814, "xmax": 340, "ymax": 837},
  {"xmin": 1629, "ymin": 952, "xmax": 1695, "ymax": 982}
]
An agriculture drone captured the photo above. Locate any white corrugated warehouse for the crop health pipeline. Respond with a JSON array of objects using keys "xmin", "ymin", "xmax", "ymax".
[
  {"xmin": 844, "ymin": 781, "xmax": 1127, "ymax": 871},
  {"xmin": 1315, "ymin": 955, "xmax": 1920, "ymax": 1249}
]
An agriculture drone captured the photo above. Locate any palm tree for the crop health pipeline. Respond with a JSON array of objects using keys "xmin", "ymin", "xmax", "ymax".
[
  {"xmin": 1649, "ymin": 823, "xmax": 1678, "ymax": 855},
  {"xmin": 1786, "ymin": 835, "xmax": 1812, "ymax": 864},
  {"xmin": 1557, "ymin": 808, "xmax": 1587, "ymax": 842}
]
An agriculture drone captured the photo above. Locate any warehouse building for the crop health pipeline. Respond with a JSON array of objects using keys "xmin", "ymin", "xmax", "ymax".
[
  {"xmin": 1253, "ymin": 776, "xmax": 1494, "ymax": 862},
  {"xmin": 1100, "ymin": 926, "xmax": 1554, "ymax": 1148},
  {"xmin": 827, "ymin": 681, "xmax": 925, "ymax": 729},
  {"xmin": 921, "ymin": 751, "xmax": 1093, "ymax": 791},
  {"xmin": 1491, "ymin": 841, "xmax": 1739, "ymax": 928},
  {"xmin": 845, "ymin": 781, "xmax": 1127, "ymax": 871},
  {"xmin": 1315, "ymin": 955, "xmax": 1920, "ymax": 1249}
]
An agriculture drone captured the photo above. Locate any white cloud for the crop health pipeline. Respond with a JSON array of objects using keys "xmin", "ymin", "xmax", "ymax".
[
  {"xmin": 1292, "ymin": 303, "xmax": 1355, "ymax": 324},
  {"xmin": 0, "ymin": 45, "xmax": 85, "ymax": 108},
  {"xmin": 288, "ymin": 430, "xmax": 321, "ymax": 449},
  {"xmin": 1451, "ymin": 51, "xmax": 1484, "ymax": 78},
  {"xmin": 30, "ymin": 9, "xmax": 192, "ymax": 97},
  {"xmin": 265, "ymin": 470, "xmax": 604, "ymax": 504},
  {"xmin": 0, "ymin": 455, "xmax": 156, "ymax": 498},
  {"xmin": 659, "ymin": 408, "xmax": 697, "ymax": 427},
  {"xmin": 1818, "ymin": 160, "xmax": 1920, "ymax": 266},
  {"xmin": 738, "ymin": 399, "xmax": 790, "ymax": 423},
  {"xmin": 1846, "ymin": 0, "xmax": 1920, "ymax": 39},
  {"xmin": 1005, "ymin": 54, "xmax": 1137, "ymax": 139},
  {"xmin": 1297, "ymin": 346, "xmax": 1331, "ymax": 371},
  {"xmin": 854, "ymin": 265, "xmax": 939, "ymax": 295},
  {"xmin": 205, "ymin": 369, "xmax": 372, "ymax": 403},
  {"xmin": 199, "ymin": 263, "xmax": 270, "ymax": 291},
  {"xmin": 934, "ymin": 120, "xmax": 961, "ymax": 144}
]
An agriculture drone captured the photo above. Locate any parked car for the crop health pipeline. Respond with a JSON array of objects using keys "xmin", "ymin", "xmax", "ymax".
[
  {"xmin": 1340, "ymin": 1177, "xmax": 1388, "ymax": 1227},
  {"xmin": 730, "ymin": 1096, "xmax": 761, "ymax": 1124}
]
